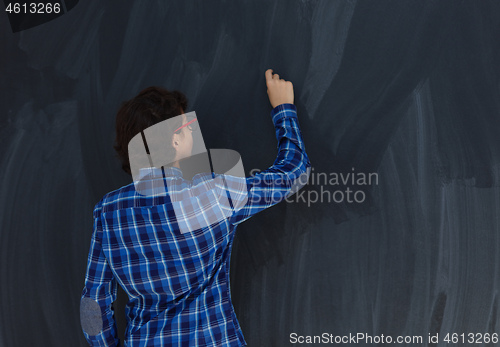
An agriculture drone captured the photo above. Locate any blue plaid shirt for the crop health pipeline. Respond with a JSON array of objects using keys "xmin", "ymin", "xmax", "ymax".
[{"xmin": 80, "ymin": 103, "xmax": 311, "ymax": 346}]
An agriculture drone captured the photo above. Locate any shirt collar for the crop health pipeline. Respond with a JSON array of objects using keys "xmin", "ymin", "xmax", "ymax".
[
  {"xmin": 138, "ymin": 166, "xmax": 183, "ymax": 179},
  {"xmin": 163, "ymin": 166, "xmax": 183, "ymax": 178}
]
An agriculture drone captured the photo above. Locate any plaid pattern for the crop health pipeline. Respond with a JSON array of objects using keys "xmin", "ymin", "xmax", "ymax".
[{"xmin": 80, "ymin": 103, "xmax": 311, "ymax": 346}]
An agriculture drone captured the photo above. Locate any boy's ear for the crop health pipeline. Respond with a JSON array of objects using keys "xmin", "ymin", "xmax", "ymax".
[{"xmin": 172, "ymin": 133, "xmax": 180, "ymax": 148}]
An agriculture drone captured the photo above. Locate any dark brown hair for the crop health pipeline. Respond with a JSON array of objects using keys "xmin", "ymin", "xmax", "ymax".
[{"xmin": 113, "ymin": 86, "xmax": 188, "ymax": 176}]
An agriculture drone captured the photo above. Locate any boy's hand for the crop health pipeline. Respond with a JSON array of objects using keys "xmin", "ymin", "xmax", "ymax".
[{"xmin": 265, "ymin": 69, "xmax": 294, "ymax": 108}]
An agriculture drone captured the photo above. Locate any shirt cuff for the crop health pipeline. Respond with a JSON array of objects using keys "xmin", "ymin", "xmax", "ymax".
[{"xmin": 271, "ymin": 103, "xmax": 297, "ymax": 124}]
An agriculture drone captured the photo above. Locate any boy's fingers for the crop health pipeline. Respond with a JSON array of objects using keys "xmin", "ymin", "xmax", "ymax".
[
  {"xmin": 265, "ymin": 69, "xmax": 273, "ymax": 82},
  {"xmin": 265, "ymin": 69, "xmax": 285, "ymax": 83}
]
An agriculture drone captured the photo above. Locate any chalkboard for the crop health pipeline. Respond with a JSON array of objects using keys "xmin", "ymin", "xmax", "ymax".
[{"xmin": 1, "ymin": 0, "xmax": 500, "ymax": 346}]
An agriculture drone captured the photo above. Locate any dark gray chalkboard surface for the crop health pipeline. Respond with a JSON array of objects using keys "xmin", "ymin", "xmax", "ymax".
[{"xmin": 1, "ymin": 0, "xmax": 500, "ymax": 346}]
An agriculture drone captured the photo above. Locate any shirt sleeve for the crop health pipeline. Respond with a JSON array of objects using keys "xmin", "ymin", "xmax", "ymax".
[
  {"xmin": 80, "ymin": 201, "xmax": 121, "ymax": 347},
  {"xmin": 228, "ymin": 103, "xmax": 311, "ymax": 226}
]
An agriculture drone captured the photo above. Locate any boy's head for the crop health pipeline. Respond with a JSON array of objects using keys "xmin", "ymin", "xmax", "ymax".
[{"xmin": 113, "ymin": 86, "xmax": 189, "ymax": 176}]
